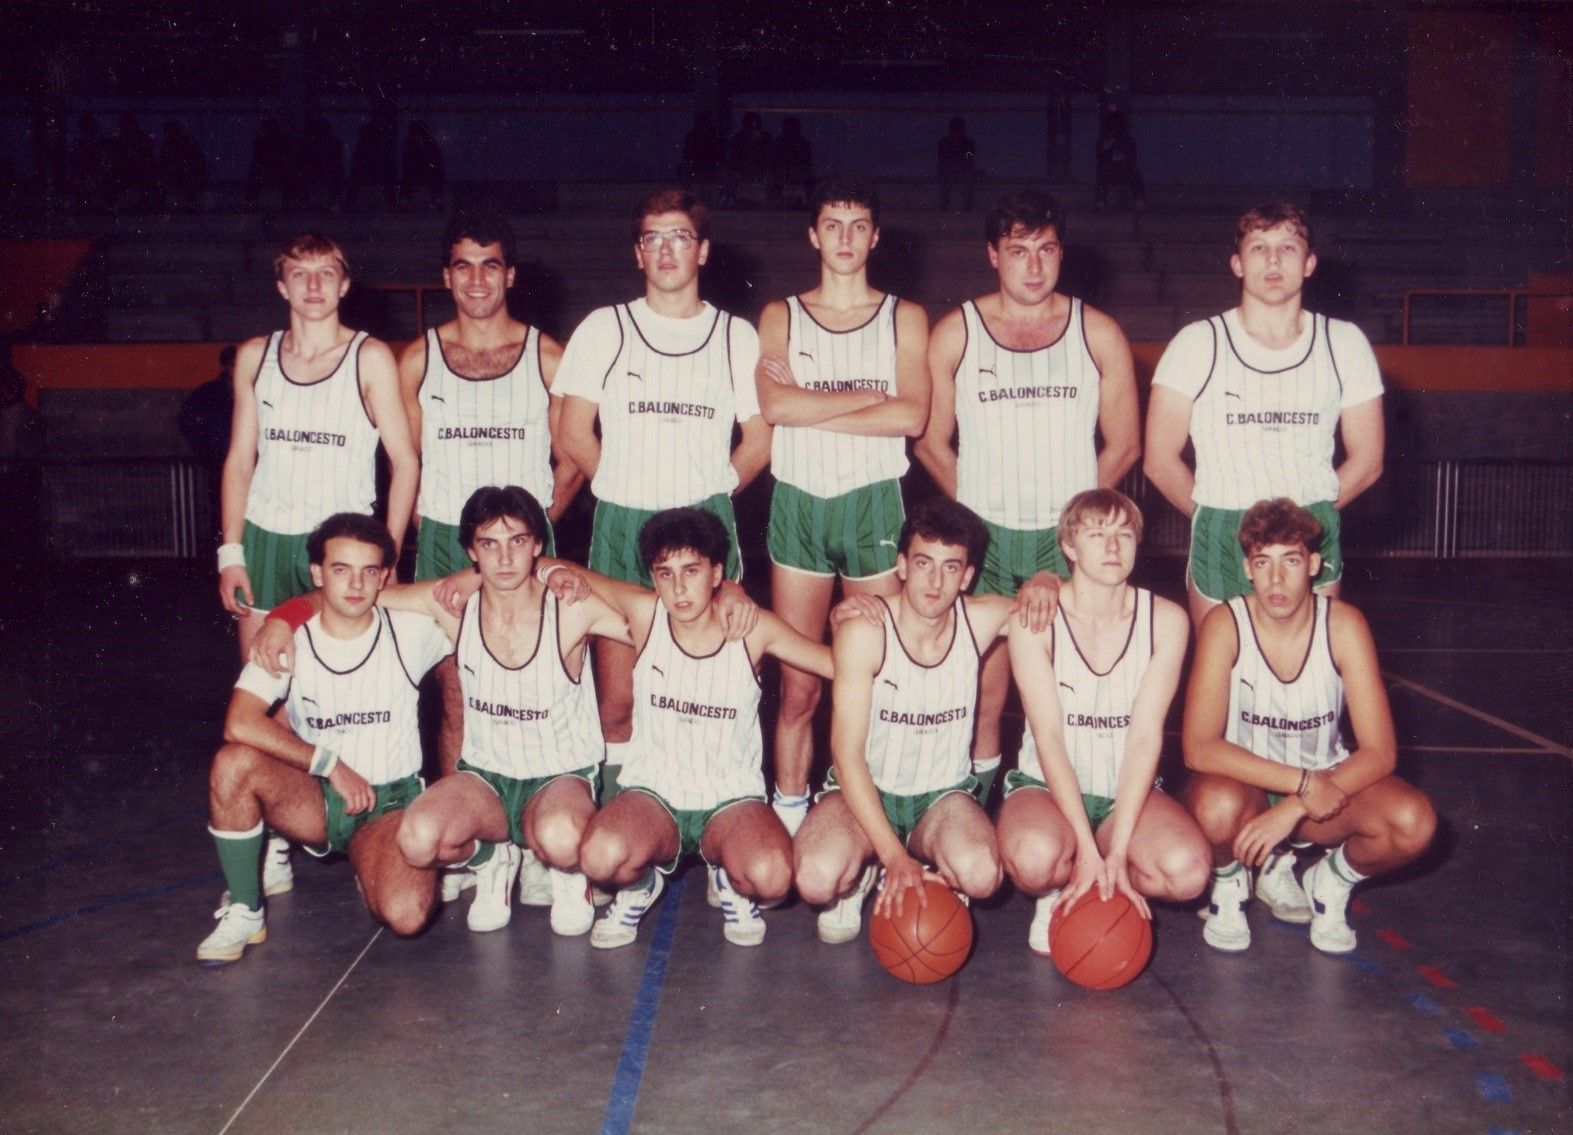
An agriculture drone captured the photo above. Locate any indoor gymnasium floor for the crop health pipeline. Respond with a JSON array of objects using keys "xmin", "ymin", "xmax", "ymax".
[{"xmin": 0, "ymin": 555, "xmax": 1567, "ymax": 1135}]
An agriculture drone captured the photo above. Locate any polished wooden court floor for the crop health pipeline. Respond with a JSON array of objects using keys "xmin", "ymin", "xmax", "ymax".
[{"xmin": 0, "ymin": 556, "xmax": 1567, "ymax": 1134}]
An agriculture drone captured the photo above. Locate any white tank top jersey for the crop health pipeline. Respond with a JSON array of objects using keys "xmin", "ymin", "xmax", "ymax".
[
  {"xmin": 772, "ymin": 294, "xmax": 907, "ymax": 498},
  {"xmin": 1018, "ymin": 588, "xmax": 1155, "ymax": 799},
  {"xmin": 1224, "ymin": 595, "xmax": 1350, "ymax": 771},
  {"xmin": 455, "ymin": 588, "xmax": 602, "ymax": 780},
  {"xmin": 622, "ymin": 611, "xmax": 765, "ymax": 810},
  {"xmin": 234, "ymin": 608, "xmax": 452, "ymax": 785},
  {"xmin": 954, "ymin": 298, "xmax": 1102, "ymax": 529},
  {"xmin": 862, "ymin": 598, "xmax": 980, "ymax": 796},
  {"xmin": 1151, "ymin": 310, "xmax": 1383, "ymax": 509},
  {"xmin": 246, "ymin": 330, "xmax": 381, "ymax": 534},
  {"xmin": 416, "ymin": 325, "xmax": 553, "ymax": 524},
  {"xmin": 554, "ymin": 300, "xmax": 760, "ymax": 510}
]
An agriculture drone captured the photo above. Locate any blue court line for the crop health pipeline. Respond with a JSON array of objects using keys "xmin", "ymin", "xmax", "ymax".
[
  {"xmin": 599, "ymin": 874, "xmax": 687, "ymax": 1135},
  {"xmin": 1476, "ymin": 1073, "xmax": 1513, "ymax": 1103},
  {"xmin": 1445, "ymin": 1027, "xmax": 1481, "ymax": 1053},
  {"xmin": 0, "ymin": 871, "xmax": 222, "ymax": 944},
  {"xmin": 0, "ymin": 809, "xmax": 203, "ymax": 890},
  {"xmin": 1405, "ymin": 993, "xmax": 1447, "ymax": 1016}
]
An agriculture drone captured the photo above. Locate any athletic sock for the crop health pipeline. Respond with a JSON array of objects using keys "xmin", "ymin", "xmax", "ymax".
[
  {"xmin": 971, "ymin": 755, "xmax": 1001, "ymax": 805},
  {"xmin": 211, "ymin": 820, "xmax": 266, "ymax": 911},
  {"xmin": 600, "ymin": 742, "xmax": 629, "ymax": 806},
  {"xmin": 1212, "ymin": 861, "xmax": 1244, "ymax": 883},
  {"xmin": 1325, "ymin": 844, "xmax": 1367, "ymax": 888}
]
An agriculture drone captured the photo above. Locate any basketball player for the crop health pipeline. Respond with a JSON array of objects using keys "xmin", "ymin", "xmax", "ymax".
[
  {"xmin": 556, "ymin": 189, "xmax": 770, "ymax": 807},
  {"xmin": 556, "ymin": 508, "xmax": 835, "ymax": 948},
  {"xmin": 217, "ymin": 232, "xmax": 419, "ymax": 896},
  {"xmin": 251, "ymin": 487, "xmax": 626, "ymax": 938},
  {"xmin": 198, "ymin": 514, "xmax": 451, "ymax": 965},
  {"xmin": 1183, "ymin": 498, "xmax": 1434, "ymax": 954},
  {"xmin": 754, "ymin": 177, "xmax": 931, "ymax": 835},
  {"xmin": 794, "ymin": 498, "xmax": 1025, "ymax": 945},
  {"xmin": 916, "ymin": 191, "xmax": 1141, "ymax": 807},
  {"xmin": 1144, "ymin": 202, "xmax": 1385, "ymax": 629},
  {"xmin": 999, "ymin": 489, "xmax": 1207, "ymax": 956},
  {"xmin": 399, "ymin": 210, "xmax": 581, "ymax": 906}
]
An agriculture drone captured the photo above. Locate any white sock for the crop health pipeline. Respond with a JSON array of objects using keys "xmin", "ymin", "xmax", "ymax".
[{"xmin": 1326, "ymin": 845, "xmax": 1366, "ymax": 888}]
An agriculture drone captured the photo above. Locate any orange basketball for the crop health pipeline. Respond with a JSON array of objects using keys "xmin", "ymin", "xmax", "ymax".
[
  {"xmin": 1049, "ymin": 889, "xmax": 1153, "ymax": 990},
  {"xmin": 868, "ymin": 879, "xmax": 974, "ymax": 984}
]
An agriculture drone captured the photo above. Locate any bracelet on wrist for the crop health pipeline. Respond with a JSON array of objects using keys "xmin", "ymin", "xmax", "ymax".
[
  {"xmin": 1296, "ymin": 769, "xmax": 1312, "ymax": 798},
  {"xmin": 536, "ymin": 563, "xmax": 564, "ymax": 584}
]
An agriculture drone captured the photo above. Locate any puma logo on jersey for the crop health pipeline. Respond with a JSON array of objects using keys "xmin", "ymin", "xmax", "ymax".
[
  {"xmin": 626, "ymin": 371, "xmax": 643, "ymax": 382},
  {"xmin": 1224, "ymin": 391, "xmax": 1242, "ymax": 400},
  {"xmin": 881, "ymin": 678, "xmax": 899, "ymax": 691},
  {"xmin": 462, "ymin": 663, "xmax": 477, "ymax": 676},
  {"xmin": 1240, "ymin": 677, "xmax": 1255, "ymax": 690},
  {"xmin": 301, "ymin": 695, "xmax": 319, "ymax": 706},
  {"xmin": 260, "ymin": 399, "xmax": 274, "ymax": 409},
  {"xmin": 651, "ymin": 665, "xmax": 664, "ymax": 678},
  {"xmin": 978, "ymin": 367, "xmax": 997, "ymax": 377},
  {"xmin": 428, "ymin": 394, "xmax": 447, "ymax": 404},
  {"xmin": 878, "ymin": 539, "xmax": 896, "ymax": 548},
  {"xmin": 796, "ymin": 351, "xmax": 815, "ymax": 362},
  {"xmin": 1058, "ymin": 682, "xmax": 1075, "ymax": 694}
]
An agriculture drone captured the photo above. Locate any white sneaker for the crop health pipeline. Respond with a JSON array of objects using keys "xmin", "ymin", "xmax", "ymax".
[
  {"xmin": 1202, "ymin": 868, "xmax": 1252, "ymax": 953},
  {"xmin": 713, "ymin": 867, "xmax": 766, "ymax": 947},
  {"xmin": 772, "ymin": 794, "xmax": 809, "ymax": 838},
  {"xmin": 1304, "ymin": 857, "xmax": 1358, "ymax": 954},
  {"xmin": 591, "ymin": 872, "xmax": 666, "ymax": 949},
  {"xmin": 1029, "ymin": 890, "xmax": 1061, "ymax": 957},
  {"xmin": 1255, "ymin": 849, "xmax": 1312, "ymax": 924},
  {"xmin": 467, "ymin": 844, "xmax": 521, "ymax": 933},
  {"xmin": 197, "ymin": 902, "xmax": 266, "ymax": 965},
  {"xmin": 519, "ymin": 849, "xmax": 552, "ymax": 907},
  {"xmin": 548, "ymin": 868, "xmax": 595, "ymax": 937},
  {"xmin": 262, "ymin": 836, "xmax": 294, "ymax": 896},
  {"xmin": 816, "ymin": 864, "xmax": 878, "ymax": 945},
  {"xmin": 440, "ymin": 867, "xmax": 476, "ymax": 904},
  {"xmin": 705, "ymin": 864, "xmax": 722, "ymax": 909}
]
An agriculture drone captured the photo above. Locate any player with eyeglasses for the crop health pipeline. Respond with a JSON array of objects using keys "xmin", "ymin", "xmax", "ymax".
[{"xmin": 556, "ymin": 188, "xmax": 771, "ymax": 809}]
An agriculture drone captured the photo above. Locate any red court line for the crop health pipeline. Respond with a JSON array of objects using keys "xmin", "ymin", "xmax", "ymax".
[
  {"xmin": 1518, "ymin": 1053, "xmax": 1564, "ymax": 1082},
  {"xmin": 1375, "ymin": 928, "xmax": 1412, "ymax": 950},
  {"xmin": 1417, "ymin": 965, "xmax": 1457, "ymax": 989},
  {"xmin": 1466, "ymin": 1006, "xmax": 1508, "ymax": 1033}
]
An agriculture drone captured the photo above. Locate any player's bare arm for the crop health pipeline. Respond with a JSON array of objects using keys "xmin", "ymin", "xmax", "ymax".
[
  {"xmin": 559, "ymin": 395, "xmax": 602, "ymax": 483},
  {"xmin": 748, "ymin": 609, "xmax": 834, "ymax": 680},
  {"xmin": 804, "ymin": 300, "xmax": 931, "ymax": 439},
  {"xmin": 223, "ymin": 687, "xmax": 373, "ymax": 813},
  {"xmin": 753, "ymin": 300, "xmax": 886, "ymax": 428},
  {"xmin": 539, "ymin": 333, "xmax": 585, "ymax": 524},
  {"xmin": 913, "ymin": 306, "xmax": 964, "ymax": 497},
  {"xmin": 1083, "ymin": 305, "xmax": 1141, "ymax": 487},
  {"xmin": 731, "ymin": 415, "xmax": 772, "ymax": 493},
  {"xmin": 217, "ymin": 335, "xmax": 268, "ymax": 614},
  {"xmin": 1334, "ymin": 397, "xmax": 1385, "ymax": 509},
  {"xmin": 1142, "ymin": 385, "xmax": 1197, "ymax": 518},
  {"xmin": 359, "ymin": 338, "xmax": 419, "ymax": 554},
  {"xmin": 1322, "ymin": 600, "xmax": 1398, "ymax": 796},
  {"xmin": 396, "ymin": 335, "xmax": 428, "ymax": 462}
]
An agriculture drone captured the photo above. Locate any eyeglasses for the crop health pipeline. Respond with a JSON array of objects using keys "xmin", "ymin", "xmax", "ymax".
[{"xmin": 637, "ymin": 229, "xmax": 698, "ymax": 252}]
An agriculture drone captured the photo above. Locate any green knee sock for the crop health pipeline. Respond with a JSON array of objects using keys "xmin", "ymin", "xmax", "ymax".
[{"xmin": 212, "ymin": 821, "xmax": 266, "ymax": 911}]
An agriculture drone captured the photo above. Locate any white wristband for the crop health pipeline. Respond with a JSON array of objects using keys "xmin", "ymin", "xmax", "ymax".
[
  {"xmin": 536, "ymin": 563, "xmax": 564, "ymax": 584},
  {"xmin": 217, "ymin": 543, "xmax": 246, "ymax": 572},
  {"xmin": 309, "ymin": 744, "xmax": 340, "ymax": 778}
]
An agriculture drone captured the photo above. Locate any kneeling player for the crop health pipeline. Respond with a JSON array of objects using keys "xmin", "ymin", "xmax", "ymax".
[
  {"xmin": 795, "ymin": 498, "xmax": 1052, "ymax": 945},
  {"xmin": 1184, "ymin": 498, "xmax": 1435, "ymax": 954},
  {"xmin": 999, "ymin": 489, "xmax": 1207, "ymax": 957},
  {"xmin": 199, "ymin": 514, "xmax": 451, "ymax": 964},
  {"xmin": 573, "ymin": 508, "xmax": 836, "ymax": 948}
]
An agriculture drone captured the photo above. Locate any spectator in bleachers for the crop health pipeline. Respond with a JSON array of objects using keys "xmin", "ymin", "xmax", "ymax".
[
  {"xmin": 158, "ymin": 121, "xmax": 208, "ymax": 212},
  {"xmin": 112, "ymin": 112, "xmax": 158, "ymax": 213},
  {"xmin": 1094, "ymin": 97, "xmax": 1146, "ymax": 212},
  {"xmin": 247, "ymin": 117, "xmax": 289, "ymax": 207},
  {"xmin": 302, "ymin": 118, "xmax": 345, "ymax": 211},
  {"xmin": 69, "ymin": 113, "xmax": 111, "ymax": 213},
  {"xmin": 346, "ymin": 113, "xmax": 398, "ymax": 211},
  {"xmin": 772, "ymin": 116, "xmax": 814, "ymax": 210},
  {"xmin": 937, "ymin": 117, "xmax": 978, "ymax": 212},
  {"xmin": 677, "ymin": 112, "xmax": 724, "ymax": 199},
  {"xmin": 724, "ymin": 112, "xmax": 773, "ymax": 208},
  {"xmin": 400, "ymin": 121, "xmax": 445, "ymax": 211}
]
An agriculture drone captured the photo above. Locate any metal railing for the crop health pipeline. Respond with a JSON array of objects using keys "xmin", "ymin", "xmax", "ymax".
[
  {"xmin": 1402, "ymin": 289, "xmax": 1573, "ymax": 347},
  {"xmin": 33, "ymin": 456, "xmax": 1573, "ymax": 561}
]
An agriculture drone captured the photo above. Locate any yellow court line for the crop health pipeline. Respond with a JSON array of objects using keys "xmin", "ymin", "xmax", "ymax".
[{"xmin": 1384, "ymin": 671, "xmax": 1573, "ymax": 761}]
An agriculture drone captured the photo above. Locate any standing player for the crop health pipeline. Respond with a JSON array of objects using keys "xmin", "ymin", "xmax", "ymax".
[
  {"xmin": 198, "ymin": 514, "xmax": 451, "ymax": 964},
  {"xmin": 1183, "ymin": 498, "xmax": 1435, "ymax": 954},
  {"xmin": 400, "ymin": 211, "xmax": 581, "ymax": 904},
  {"xmin": 217, "ymin": 233, "xmax": 419, "ymax": 895},
  {"xmin": 999, "ymin": 489, "xmax": 1207, "ymax": 956},
  {"xmin": 755, "ymin": 177, "xmax": 931, "ymax": 834},
  {"xmin": 556, "ymin": 189, "xmax": 770, "ymax": 804},
  {"xmin": 794, "ymin": 499, "xmax": 1028, "ymax": 945},
  {"xmin": 1144, "ymin": 202, "xmax": 1384, "ymax": 629},
  {"xmin": 916, "ymin": 191, "xmax": 1140, "ymax": 806},
  {"xmin": 252, "ymin": 487, "xmax": 625, "ymax": 937},
  {"xmin": 564, "ymin": 508, "xmax": 835, "ymax": 948}
]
